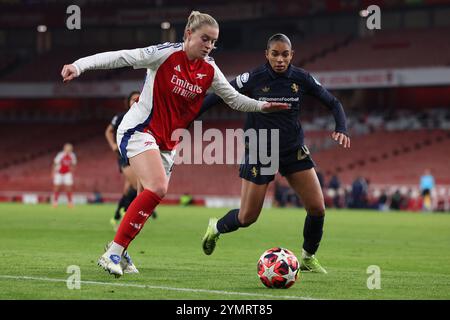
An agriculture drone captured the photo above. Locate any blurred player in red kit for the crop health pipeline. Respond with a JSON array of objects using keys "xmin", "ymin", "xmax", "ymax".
[{"xmin": 52, "ymin": 143, "xmax": 77, "ymax": 208}]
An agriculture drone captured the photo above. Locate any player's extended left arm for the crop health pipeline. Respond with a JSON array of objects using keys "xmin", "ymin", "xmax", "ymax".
[{"xmin": 313, "ymin": 86, "xmax": 351, "ymax": 148}]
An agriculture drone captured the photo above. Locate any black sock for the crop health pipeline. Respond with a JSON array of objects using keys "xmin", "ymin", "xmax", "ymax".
[
  {"xmin": 114, "ymin": 209, "xmax": 122, "ymax": 220},
  {"xmin": 302, "ymin": 215, "xmax": 324, "ymax": 255},
  {"xmin": 123, "ymin": 187, "xmax": 137, "ymax": 211},
  {"xmin": 216, "ymin": 209, "xmax": 242, "ymax": 234},
  {"xmin": 114, "ymin": 195, "xmax": 128, "ymax": 220}
]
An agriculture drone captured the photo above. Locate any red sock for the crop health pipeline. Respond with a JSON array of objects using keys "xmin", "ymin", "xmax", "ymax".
[
  {"xmin": 114, "ymin": 189, "xmax": 161, "ymax": 248},
  {"xmin": 67, "ymin": 192, "xmax": 73, "ymax": 204},
  {"xmin": 53, "ymin": 192, "xmax": 59, "ymax": 203}
]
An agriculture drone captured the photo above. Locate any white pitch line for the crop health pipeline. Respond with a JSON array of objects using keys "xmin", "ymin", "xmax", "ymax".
[{"xmin": 0, "ymin": 275, "xmax": 318, "ymax": 300}]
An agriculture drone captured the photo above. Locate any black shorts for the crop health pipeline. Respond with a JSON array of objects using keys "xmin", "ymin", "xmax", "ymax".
[
  {"xmin": 117, "ymin": 152, "xmax": 130, "ymax": 173},
  {"xmin": 239, "ymin": 145, "xmax": 315, "ymax": 185}
]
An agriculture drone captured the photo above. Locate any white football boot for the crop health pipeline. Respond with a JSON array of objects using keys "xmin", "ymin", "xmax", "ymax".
[
  {"xmin": 104, "ymin": 241, "xmax": 139, "ymax": 274},
  {"xmin": 97, "ymin": 252, "xmax": 123, "ymax": 278}
]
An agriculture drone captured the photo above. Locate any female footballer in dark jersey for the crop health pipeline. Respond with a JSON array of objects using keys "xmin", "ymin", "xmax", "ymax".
[{"xmin": 201, "ymin": 34, "xmax": 350, "ymax": 273}]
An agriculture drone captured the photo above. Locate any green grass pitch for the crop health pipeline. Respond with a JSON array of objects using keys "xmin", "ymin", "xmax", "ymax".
[{"xmin": 0, "ymin": 203, "xmax": 449, "ymax": 300}]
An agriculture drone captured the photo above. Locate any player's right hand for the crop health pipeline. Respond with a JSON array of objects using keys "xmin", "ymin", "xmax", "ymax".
[
  {"xmin": 331, "ymin": 131, "xmax": 351, "ymax": 148},
  {"xmin": 61, "ymin": 64, "xmax": 79, "ymax": 83}
]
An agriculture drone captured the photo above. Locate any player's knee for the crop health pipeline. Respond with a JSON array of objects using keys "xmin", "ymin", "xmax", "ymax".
[
  {"xmin": 239, "ymin": 213, "xmax": 259, "ymax": 227},
  {"xmin": 306, "ymin": 204, "xmax": 325, "ymax": 216},
  {"xmin": 152, "ymin": 184, "xmax": 168, "ymax": 198},
  {"xmin": 142, "ymin": 180, "xmax": 168, "ymax": 198}
]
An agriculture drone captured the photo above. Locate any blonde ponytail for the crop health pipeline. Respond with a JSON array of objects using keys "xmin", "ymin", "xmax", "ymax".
[{"xmin": 183, "ymin": 11, "xmax": 219, "ymax": 40}]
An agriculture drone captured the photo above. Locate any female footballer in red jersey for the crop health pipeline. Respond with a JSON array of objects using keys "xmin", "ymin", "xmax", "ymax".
[
  {"xmin": 52, "ymin": 143, "xmax": 77, "ymax": 208},
  {"xmin": 61, "ymin": 11, "xmax": 288, "ymax": 277}
]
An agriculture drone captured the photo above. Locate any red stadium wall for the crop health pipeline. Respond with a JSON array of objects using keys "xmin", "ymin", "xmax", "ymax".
[{"xmin": 393, "ymin": 86, "xmax": 450, "ymax": 109}]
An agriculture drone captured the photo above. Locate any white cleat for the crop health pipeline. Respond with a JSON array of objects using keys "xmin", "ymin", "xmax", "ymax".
[
  {"xmin": 104, "ymin": 242, "xmax": 139, "ymax": 274},
  {"xmin": 122, "ymin": 251, "xmax": 139, "ymax": 274},
  {"xmin": 97, "ymin": 252, "xmax": 123, "ymax": 278}
]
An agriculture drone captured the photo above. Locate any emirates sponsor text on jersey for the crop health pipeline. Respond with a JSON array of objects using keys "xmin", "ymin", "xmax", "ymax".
[{"xmin": 170, "ymin": 74, "xmax": 203, "ymax": 99}]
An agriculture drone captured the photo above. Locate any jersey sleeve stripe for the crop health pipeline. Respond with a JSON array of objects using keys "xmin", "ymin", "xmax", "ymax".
[
  {"xmin": 236, "ymin": 75, "xmax": 243, "ymax": 89},
  {"xmin": 156, "ymin": 42, "xmax": 182, "ymax": 50}
]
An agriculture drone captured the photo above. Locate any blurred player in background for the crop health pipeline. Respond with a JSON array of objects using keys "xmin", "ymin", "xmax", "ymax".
[
  {"xmin": 61, "ymin": 11, "xmax": 289, "ymax": 277},
  {"xmin": 201, "ymin": 33, "xmax": 351, "ymax": 273},
  {"xmin": 52, "ymin": 143, "xmax": 77, "ymax": 208},
  {"xmin": 420, "ymin": 168, "xmax": 435, "ymax": 211},
  {"xmin": 105, "ymin": 91, "xmax": 157, "ymax": 232}
]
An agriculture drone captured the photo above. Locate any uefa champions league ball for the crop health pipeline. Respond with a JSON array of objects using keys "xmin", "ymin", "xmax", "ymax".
[{"xmin": 257, "ymin": 247, "xmax": 300, "ymax": 289}]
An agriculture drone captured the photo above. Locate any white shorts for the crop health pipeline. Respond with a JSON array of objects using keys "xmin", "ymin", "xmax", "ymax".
[
  {"xmin": 54, "ymin": 173, "xmax": 73, "ymax": 186},
  {"xmin": 117, "ymin": 129, "xmax": 176, "ymax": 177}
]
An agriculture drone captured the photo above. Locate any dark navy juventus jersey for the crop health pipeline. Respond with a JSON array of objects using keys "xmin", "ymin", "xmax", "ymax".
[
  {"xmin": 200, "ymin": 63, "xmax": 348, "ymax": 154},
  {"xmin": 111, "ymin": 112, "xmax": 126, "ymax": 137}
]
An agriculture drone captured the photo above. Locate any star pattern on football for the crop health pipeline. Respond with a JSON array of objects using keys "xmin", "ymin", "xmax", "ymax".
[{"xmin": 257, "ymin": 247, "xmax": 299, "ymax": 289}]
